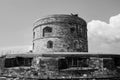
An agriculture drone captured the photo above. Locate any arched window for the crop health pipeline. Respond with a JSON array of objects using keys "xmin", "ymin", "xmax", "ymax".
[
  {"xmin": 33, "ymin": 32, "xmax": 35, "ymax": 39},
  {"xmin": 47, "ymin": 41, "xmax": 53, "ymax": 48},
  {"xmin": 70, "ymin": 27, "xmax": 75, "ymax": 33},
  {"xmin": 43, "ymin": 27, "xmax": 52, "ymax": 37}
]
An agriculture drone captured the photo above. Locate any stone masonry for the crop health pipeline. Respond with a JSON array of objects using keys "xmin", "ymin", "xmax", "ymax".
[{"xmin": 33, "ymin": 14, "xmax": 88, "ymax": 53}]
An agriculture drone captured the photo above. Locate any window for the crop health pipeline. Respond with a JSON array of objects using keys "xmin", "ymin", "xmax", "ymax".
[
  {"xmin": 33, "ymin": 43, "xmax": 34, "ymax": 50},
  {"xmin": 103, "ymin": 58, "xmax": 114, "ymax": 70},
  {"xmin": 47, "ymin": 41, "xmax": 53, "ymax": 48},
  {"xmin": 33, "ymin": 32, "xmax": 35, "ymax": 39},
  {"xmin": 4, "ymin": 57, "xmax": 33, "ymax": 68},
  {"xmin": 70, "ymin": 27, "xmax": 75, "ymax": 33},
  {"xmin": 43, "ymin": 27, "xmax": 52, "ymax": 37},
  {"xmin": 58, "ymin": 59, "xmax": 68, "ymax": 70},
  {"xmin": 65, "ymin": 57, "xmax": 89, "ymax": 68}
]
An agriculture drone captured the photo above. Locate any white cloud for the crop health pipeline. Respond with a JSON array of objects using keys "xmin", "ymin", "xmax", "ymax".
[
  {"xmin": 88, "ymin": 14, "xmax": 120, "ymax": 53},
  {"xmin": 1, "ymin": 14, "xmax": 120, "ymax": 55}
]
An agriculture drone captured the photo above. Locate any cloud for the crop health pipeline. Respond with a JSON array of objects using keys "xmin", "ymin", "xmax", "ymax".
[
  {"xmin": 1, "ymin": 14, "xmax": 120, "ymax": 55},
  {"xmin": 88, "ymin": 14, "xmax": 120, "ymax": 53}
]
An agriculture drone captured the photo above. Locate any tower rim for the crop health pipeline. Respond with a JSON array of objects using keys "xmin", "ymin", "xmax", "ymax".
[{"xmin": 33, "ymin": 14, "xmax": 87, "ymax": 30}]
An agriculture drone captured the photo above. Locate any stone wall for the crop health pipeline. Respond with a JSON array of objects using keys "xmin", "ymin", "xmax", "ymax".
[{"xmin": 33, "ymin": 14, "xmax": 88, "ymax": 53}]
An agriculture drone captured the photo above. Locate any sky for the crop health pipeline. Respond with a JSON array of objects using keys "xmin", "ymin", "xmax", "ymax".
[{"xmin": 0, "ymin": 0, "xmax": 120, "ymax": 54}]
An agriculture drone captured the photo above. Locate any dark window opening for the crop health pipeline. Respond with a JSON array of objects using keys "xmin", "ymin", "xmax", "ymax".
[
  {"xmin": 58, "ymin": 57, "xmax": 89, "ymax": 70},
  {"xmin": 4, "ymin": 58, "xmax": 16, "ymax": 68},
  {"xmin": 43, "ymin": 27, "xmax": 52, "ymax": 37},
  {"xmin": 78, "ymin": 58, "xmax": 89, "ymax": 67},
  {"xmin": 4, "ymin": 57, "xmax": 33, "ymax": 68},
  {"xmin": 114, "ymin": 57, "xmax": 120, "ymax": 67},
  {"xmin": 58, "ymin": 59, "xmax": 68, "ymax": 70},
  {"xmin": 103, "ymin": 58, "xmax": 114, "ymax": 70},
  {"xmin": 47, "ymin": 41, "xmax": 53, "ymax": 48},
  {"xmin": 33, "ymin": 43, "xmax": 34, "ymax": 50},
  {"xmin": 67, "ymin": 57, "xmax": 89, "ymax": 68},
  {"xmin": 69, "ymin": 22, "xmax": 73, "ymax": 25},
  {"xmin": 70, "ymin": 27, "xmax": 75, "ymax": 33},
  {"xmin": 33, "ymin": 32, "xmax": 35, "ymax": 39},
  {"xmin": 72, "ymin": 58, "xmax": 78, "ymax": 67}
]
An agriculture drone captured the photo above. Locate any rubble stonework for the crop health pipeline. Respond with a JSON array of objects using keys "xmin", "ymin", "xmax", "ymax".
[
  {"xmin": 33, "ymin": 14, "xmax": 88, "ymax": 53},
  {"xmin": 0, "ymin": 14, "xmax": 120, "ymax": 80}
]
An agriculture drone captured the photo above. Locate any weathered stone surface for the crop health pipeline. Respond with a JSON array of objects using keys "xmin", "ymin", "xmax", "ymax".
[
  {"xmin": 33, "ymin": 14, "xmax": 88, "ymax": 53},
  {"xmin": 0, "ymin": 14, "xmax": 120, "ymax": 79}
]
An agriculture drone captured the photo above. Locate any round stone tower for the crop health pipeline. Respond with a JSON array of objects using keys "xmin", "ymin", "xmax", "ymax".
[{"xmin": 33, "ymin": 14, "xmax": 88, "ymax": 53}]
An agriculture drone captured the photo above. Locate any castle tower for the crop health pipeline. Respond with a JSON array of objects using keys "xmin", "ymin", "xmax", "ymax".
[{"xmin": 33, "ymin": 14, "xmax": 88, "ymax": 53}]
